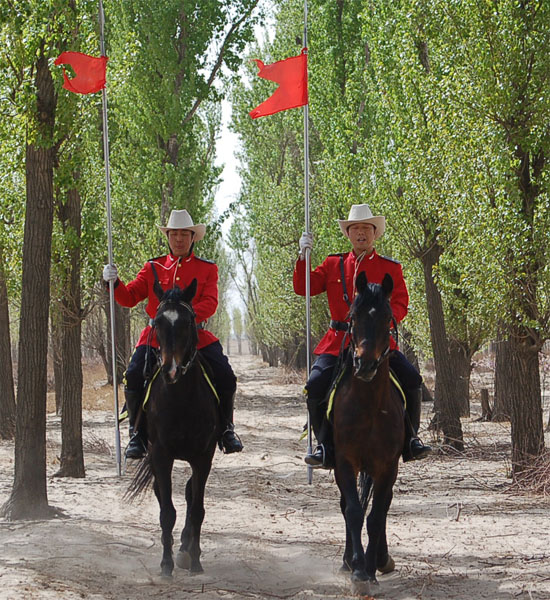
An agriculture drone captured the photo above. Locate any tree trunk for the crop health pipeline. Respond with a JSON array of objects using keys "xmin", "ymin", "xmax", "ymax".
[
  {"xmin": 56, "ymin": 185, "xmax": 84, "ymax": 478},
  {"xmin": 401, "ymin": 327, "xmax": 433, "ymax": 402},
  {"xmin": 449, "ymin": 339, "xmax": 471, "ymax": 418},
  {"xmin": 507, "ymin": 328, "xmax": 544, "ymax": 478},
  {"xmin": 0, "ymin": 246, "xmax": 16, "ymax": 439},
  {"xmin": 102, "ymin": 289, "xmax": 130, "ymax": 385},
  {"xmin": 2, "ymin": 52, "xmax": 57, "ymax": 519},
  {"xmin": 420, "ymin": 243, "xmax": 464, "ymax": 451},
  {"xmin": 480, "ymin": 389, "xmax": 492, "ymax": 421},
  {"xmin": 51, "ymin": 311, "xmax": 63, "ymax": 415},
  {"xmin": 492, "ymin": 328, "xmax": 511, "ymax": 421}
]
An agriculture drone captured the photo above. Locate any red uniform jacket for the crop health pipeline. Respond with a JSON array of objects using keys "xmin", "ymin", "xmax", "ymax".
[
  {"xmin": 113, "ymin": 252, "xmax": 219, "ymax": 350},
  {"xmin": 293, "ymin": 249, "xmax": 409, "ymax": 356}
]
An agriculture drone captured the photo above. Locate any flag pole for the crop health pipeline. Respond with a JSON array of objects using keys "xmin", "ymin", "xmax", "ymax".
[
  {"xmin": 99, "ymin": 0, "xmax": 122, "ymax": 476},
  {"xmin": 303, "ymin": 0, "xmax": 313, "ymax": 485}
]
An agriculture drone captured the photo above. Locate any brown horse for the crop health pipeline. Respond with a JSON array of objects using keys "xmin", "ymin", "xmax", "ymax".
[
  {"xmin": 125, "ymin": 280, "xmax": 221, "ymax": 577},
  {"xmin": 333, "ymin": 271, "xmax": 404, "ymax": 596}
]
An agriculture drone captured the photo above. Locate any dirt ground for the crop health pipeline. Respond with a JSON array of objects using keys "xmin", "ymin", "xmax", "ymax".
[{"xmin": 1, "ymin": 353, "xmax": 550, "ymax": 600}]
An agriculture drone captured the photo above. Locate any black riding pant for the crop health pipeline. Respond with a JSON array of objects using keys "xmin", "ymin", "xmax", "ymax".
[{"xmin": 124, "ymin": 341, "xmax": 236, "ymax": 397}]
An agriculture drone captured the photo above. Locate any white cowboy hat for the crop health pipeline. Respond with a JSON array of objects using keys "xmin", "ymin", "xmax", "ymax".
[
  {"xmin": 157, "ymin": 209, "xmax": 206, "ymax": 242},
  {"xmin": 337, "ymin": 204, "xmax": 385, "ymax": 240}
]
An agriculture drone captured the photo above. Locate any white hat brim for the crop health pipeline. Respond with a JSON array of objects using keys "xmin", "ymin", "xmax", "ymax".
[
  {"xmin": 157, "ymin": 224, "xmax": 206, "ymax": 242},
  {"xmin": 337, "ymin": 216, "xmax": 385, "ymax": 240}
]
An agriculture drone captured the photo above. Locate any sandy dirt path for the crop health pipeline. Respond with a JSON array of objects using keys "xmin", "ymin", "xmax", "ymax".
[{"xmin": 1, "ymin": 353, "xmax": 549, "ymax": 599}]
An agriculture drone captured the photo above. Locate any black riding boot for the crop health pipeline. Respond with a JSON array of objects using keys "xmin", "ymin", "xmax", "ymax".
[
  {"xmin": 304, "ymin": 396, "xmax": 334, "ymax": 469},
  {"xmin": 403, "ymin": 386, "xmax": 432, "ymax": 462},
  {"xmin": 218, "ymin": 391, "xmax": 243, "ymax": 454},
  {"xmin": 125, "ymin": 388, "xmax": 147, "ymax": 459}
]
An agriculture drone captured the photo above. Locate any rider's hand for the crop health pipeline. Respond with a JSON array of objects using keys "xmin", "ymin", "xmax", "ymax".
[
  {"xmin": 299, "ymin": 232, "xmax": 313, "ymax": 259},
  {"xmin": 102, "ymin": 264, "xmax": 118, "ymax": 283}
]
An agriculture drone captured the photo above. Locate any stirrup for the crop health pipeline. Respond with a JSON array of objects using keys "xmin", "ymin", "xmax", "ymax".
[
  {"xmin": 220, "ymin": 427, "xmax": 243, "ymax": 454},
  {"xmin": 125, "ymin": 433, "xmax": 147, "ymax": 459},
  {"xmin": 404, "ymin": 437, "xmax": 431, "ymax": 462},
  {"xmin": 305, "ymin": 444, "xmax": 330, "ymax": 469}
]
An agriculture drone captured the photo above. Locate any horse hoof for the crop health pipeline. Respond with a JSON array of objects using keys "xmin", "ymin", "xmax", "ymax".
[
  {"xmin": 340, "ymin": 561, "xmax": 351, "ymax": 573},
  {"xmin": 378, "ymin": 555, "xmax": 395, "ymax": 574},
  {"xmin": 350, "ymin": 571, "xmax": 371, "ymax": 597},
  {"xmin": 176, "ymin": 550, "xmax": 191, "ymax": 570},
  {"xmin": 160, "ymin": 567, "xmax": 173, "ymax": 578}
]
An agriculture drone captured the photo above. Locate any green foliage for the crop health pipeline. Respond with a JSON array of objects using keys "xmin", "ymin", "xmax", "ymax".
[{"xmin": 231, "ymin": 0, "xmax": 550, "ymax": 366}]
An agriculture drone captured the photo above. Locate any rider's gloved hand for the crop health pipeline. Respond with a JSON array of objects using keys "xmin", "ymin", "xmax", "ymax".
[
  {"xmin": 299, "ymin": 232, "xmax": 313, "ymax": 259},
  {"xmin": 102, "ymin": 264, "xmax": 118, "ymax": 283}
]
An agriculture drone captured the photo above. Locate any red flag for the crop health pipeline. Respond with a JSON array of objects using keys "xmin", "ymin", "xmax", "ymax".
[
  {"xmin": 54, "ymin": 52, "xmax": 108, "ymax": 95},
  {"xmin": 249, "ymin": 49, "xmax": 308, "ymax": 119}
]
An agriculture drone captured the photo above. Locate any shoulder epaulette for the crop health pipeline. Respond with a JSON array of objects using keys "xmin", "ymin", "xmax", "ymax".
[
  {"xmin": 147, "ymin": 255, "xmax": 166, "ymax": 263},
  {"xmin": 195, "ymin": 256, "xmax": 216, "ymax": 265},
  {"xmin": 380, "ymin": 255, "xmax": 401, "ymax": 265},
  {"xmin": 328, "ymin": 252, "xmax": 346, "ymax": 258}
]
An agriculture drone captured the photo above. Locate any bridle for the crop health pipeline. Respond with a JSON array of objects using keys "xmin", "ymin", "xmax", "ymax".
[
  {"xmin": 153, "ymin": 298, "xmax": 198, "ymax": 383},
  {"xmin": 348, "ymin": 312, "xmax": 397, "ymax": 380}
]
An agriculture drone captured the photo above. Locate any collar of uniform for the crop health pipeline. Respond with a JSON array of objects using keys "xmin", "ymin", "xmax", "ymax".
[
  {"xmin": 168, "ymin": 251, "xmax": 194, "ymax": 264},
  {"xmin": 350, "ymin": 249, "xmax": 376, "ymax": 261}
]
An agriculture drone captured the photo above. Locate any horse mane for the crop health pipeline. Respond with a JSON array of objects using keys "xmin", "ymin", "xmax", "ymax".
[
  {"xmin": 351, "ymin": 281, "xmax": 389, "ymax": 314},
  {"xmin": 160, "ymin": 286, "xmax": 187, "ymax": 304}
]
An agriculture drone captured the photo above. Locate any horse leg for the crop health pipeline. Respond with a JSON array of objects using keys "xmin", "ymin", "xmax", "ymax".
[
  {"xmin": 151, "ymin": 450, "xmax": 176, "ymax": 577},
  {"xmin": 175, "ymin": 477, "xmax": 194, "ymax": 571},
  {"xmin": 335, "ymin": 462, "xmax": 370, "ymax": 595},
  {"xmin": 177, "ymin": 452, "xmax": 213, "ymax": 573},
  {"xmin": 341, "ymin": 471, "xmax": 371, "ymax": 572},
  {"xmin": 364, "ymin": 475, "xmax": 395, "ymax": 582},
  {"xmin": 339, "ymin": 493, "xmax": 352, "ymax": 572}
]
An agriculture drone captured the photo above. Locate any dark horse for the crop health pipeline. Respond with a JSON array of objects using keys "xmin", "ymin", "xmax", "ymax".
[
  {"xmin": 333, "ymin": 271, "xmax": 404, "ymax": 596},
  {"xmin": 126, "ymin": 280, "xmax": 220, "ymax": 577}
]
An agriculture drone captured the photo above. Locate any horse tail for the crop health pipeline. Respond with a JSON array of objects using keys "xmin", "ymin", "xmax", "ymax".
[
  {"xmin": 358, "ymin": 471, "xmax": 373, "ymax": 512},
  {"xmin": 124, "ymin": 455, "xmax": 154, "ymax": 503}
]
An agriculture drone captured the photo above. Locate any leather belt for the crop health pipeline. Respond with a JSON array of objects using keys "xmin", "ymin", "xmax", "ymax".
[{"xmin": 330, "ymin": 320, "xmax": 349, "ymax": 332}]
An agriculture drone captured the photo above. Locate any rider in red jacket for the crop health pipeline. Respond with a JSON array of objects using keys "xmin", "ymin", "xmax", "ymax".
[
  {"xmin": 294, "ymin": 204, "xmax": 431, "ymax": 468},
  {"xmin": 103, "ymin": 209, "xmax": 243, "ymax": 459}
]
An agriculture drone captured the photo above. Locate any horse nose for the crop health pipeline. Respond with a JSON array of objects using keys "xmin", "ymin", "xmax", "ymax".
[
  {"xmin": 161, "ymin": 357, "xmax": 178, "ymax": 383},
  {"xmin": 353, "ymin": 351, "xmax": 377, "ymax": 382}
]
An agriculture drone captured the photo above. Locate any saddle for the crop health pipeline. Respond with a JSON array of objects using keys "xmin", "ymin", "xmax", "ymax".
[
  {"xmin": 142, "ymin": 360, "xmax": 220, "ymax": 410},
  {"xmin": 118, "ymin": 355, "xmax": 219, "ymax": 423}
]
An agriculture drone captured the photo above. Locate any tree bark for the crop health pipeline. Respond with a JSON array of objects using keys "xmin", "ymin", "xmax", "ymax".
[
  {"xmin": 2, "ymin": 52, "xmax": 57, "ymax": 519},
  {"xmin": 420, "ymin": 243, "xmax": 464, "ymax": 451},
  {"xmin": 480, "ymin": 389, "xmax": 492, "ymax": 421},
  {"xmin": 507, "ymin": 328, "xmax": 544, "ymax": 478},
  {"xmin": 51, "ymin": 311, "xmax": 63, "ymax": 415},
  {"xmin": 492, "ymin": 327, "xmax": 512, "ymax": 421},
  {"xmin": 103, "ymin": 289, "xmax": 130, "ymax": 385},
  {"xmin": 0, "ymin": 246, "xmax": 16, "ymax": 439},
  {"xmin": 56, "ymin": 185, "xmax": 84, "ymax": 478},
  {"xmin": 449, "ymin": 339, "xmax": 471, "ymax": 418},
  {"xmin": 401, "ymin": 327, "xmax": 433, "ymax": 403}
]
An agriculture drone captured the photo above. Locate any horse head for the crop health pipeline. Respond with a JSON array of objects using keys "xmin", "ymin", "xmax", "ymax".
[
  {"xmin": 349, "ymin": 271, "xmax": 394, "ymax": 382},
  {"xmin": 153, "ymin": 279, "xmax": 198, "ymax": 384}
]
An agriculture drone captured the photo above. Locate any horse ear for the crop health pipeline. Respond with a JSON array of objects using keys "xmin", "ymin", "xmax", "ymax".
[
  {"xmin": 356, "ymin": 271, "xmax": 368, "ymax": 294},
  {"xmin": 382, "ymin": 273, "xmax": 393, "ymax": 296},
  {"xmin": 184, "ymin": 278, "xmax": 198, "ymax": 302}
]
